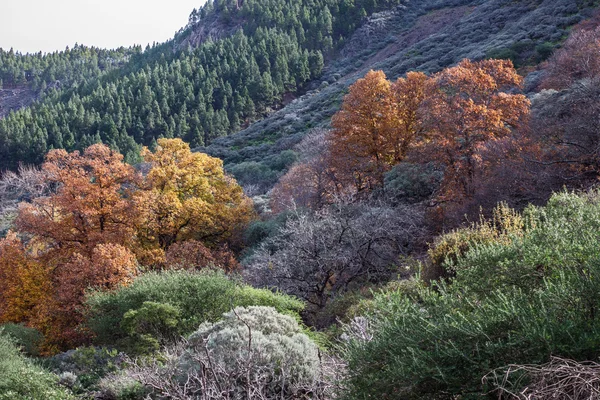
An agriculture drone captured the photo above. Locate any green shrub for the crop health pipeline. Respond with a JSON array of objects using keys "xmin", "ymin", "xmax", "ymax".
[
  {"xmin": 120, "ymin": 301, "xmax": 181, "ymax": 355},
  {"xmin": 85, "ymin": 270, "xmax": 304, "ymax": 353},
  {"xmin": 227, "ymin": 161, "xmax": 279, "ymax": 188},
  {"xmin": 0, "ymin": 333, "xmax": 73, "ymax": 400},
  {"xmin": 383, "ymin": 162, "xmax": 443, "ymax": 204},
  {"xmin": 0, "ymin": 323, "xmax": 44, "ymax": 356},
  {"xmin": 452, "ymin": 191, "xmax": 600, "ymax": 297},
  {"xmin": 45, "ymin": 346, "xmax": 125, "ymax": 394},
  {"xmin": 426, "ymin": 202, "xmax": 524, "ymax": 281},
  {"xmin": 342, "ymin": 190, "xmax": 600, "ymax": 399}
]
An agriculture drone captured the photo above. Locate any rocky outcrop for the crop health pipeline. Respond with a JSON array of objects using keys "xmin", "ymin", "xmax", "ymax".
[{"xmin": 0, "ymin": 87, "xmax": 37, "ymax": 119}]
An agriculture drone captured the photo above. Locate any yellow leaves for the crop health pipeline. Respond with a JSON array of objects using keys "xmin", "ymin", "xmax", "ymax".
[
  {"xmin": 1, "ymin": 139, "xmax": 253, "ymax": 350},
  {"xmin": 0, "ymin": 232, "xmax": 52, "ymax": 324},
  {"xmin": 137, "ymin": 139, "xmax": 255, "ymax": 266}
]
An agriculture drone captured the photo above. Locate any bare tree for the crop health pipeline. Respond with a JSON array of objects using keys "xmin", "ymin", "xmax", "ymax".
[
  {"xmin": 0, "ymin": 165, "xmax": 50, "ymax": 231},
  {"xmin": 244, "ymin": 202, "xmax": 425, "ymax": 309}
]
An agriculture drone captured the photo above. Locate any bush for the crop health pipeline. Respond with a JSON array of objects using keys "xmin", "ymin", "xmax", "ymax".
[
  {"xmin": 131, "ymin": 306, "xmax": 325, "ymax": 399},
  {"xmin": 85, "ymin": 270, "xmax": 304, "ymax": 353},
  {"xmin": 452, "ymin": 191, "xmax": 600, "ymax": 297},
  {"xmin": 383, "ymin": 162, "xmax": 443, "ymax": 204},
  {"xmin": 0, "ymin": 333, "xmax": 73, "ymax": 400},
  {"xmin": 342, "ymin": 190, "xmax": 600, "ymax": 399},
  {"xmin": 227, "ymin": 161, "xmax": 279, "ymax": 189},
  {"xmin": 0, "ymin": 323, "xmax": 43, "ymax": 356},
  {"xmin": 426, "ymin": 202, "xmax": 524, "ymax": 281},
  {"xmin": 120, "ymin": 301, "xmax": 181, "ymax": 355},
  {"xmin": 45, "ymin": 346, "xmax": 126, "ymax": 394}
]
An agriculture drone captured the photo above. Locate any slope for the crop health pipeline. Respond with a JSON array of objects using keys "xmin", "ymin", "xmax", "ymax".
[{"xmin": 203, "ymin": 0, "xmax": 594, "ymax": 193}]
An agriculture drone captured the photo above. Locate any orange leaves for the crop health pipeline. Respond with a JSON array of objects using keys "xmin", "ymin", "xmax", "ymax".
[
  {"xmin": 325, "ymin": 59, "xmax": 529, "ymax": 205},
  {"xmin": 0, "ymin": 140, "xmax": 253, "ymax": 351},
  {"xmin": 329, "ymin": 70, "xmax": 432, "ymax": 193},
  {"xmin": 15, "ymin": 144, "xmax": 140, "ymax": 260},
  {"xmin": 426, "ymin": 59, "xmax": 530, "ymax": 199},
  {"xmin": 0, "ymin": 232, "xmax": 51, "ymax": 324}
]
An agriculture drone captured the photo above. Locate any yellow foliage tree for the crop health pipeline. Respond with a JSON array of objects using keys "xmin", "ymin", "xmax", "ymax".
[
  {"xmin": 136, "ymin": 139, "xmax": 255, "ymax": 266},
  {"xmin": 0, "ymin": 232, "xmax": 52, "ymax": 324}
]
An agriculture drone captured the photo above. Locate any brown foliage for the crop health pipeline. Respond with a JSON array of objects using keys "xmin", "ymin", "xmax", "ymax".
[
  {"xmin": 165, "ymin": 240, "xmax": 239, "ymax": 272},
  {"xmin": 7, "ymin": 144, "xmax": 141, "ymax": 349},
  {"xmin": 329, "ymin": 70, "xmax": 431, "ymax": 192},
  {"xmin": 0, "ymin": 232, "xmax": 52, "ymax": 324},
  {"xmin": 270, "ymin": 129, "xmax": 339, "ymax": 213},
  {"xmin": 543, "ymin": 23, "xmax": 600, "ymax": 90},
  {"xmin": 425, "ymin": 59, "xmax": 530, "ymax": 200},
  {"xmin": 15, "ymin": 144, "xmax": 141, "ymax": 263},
  {"xmin": 0, "ymin": 141, "xmax": 252, "ymax": 351}
]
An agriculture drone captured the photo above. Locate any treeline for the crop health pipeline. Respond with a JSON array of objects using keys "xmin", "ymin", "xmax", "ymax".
[
  {"xmin": 185, "ymin": 0, "xmax": 402, "ymax": 46},
  {"xmin": 0, "ymin": 0, "xmax": 403, "ymax": 171},
  {"xmin": 0, "ymin": 45, "xmax": 136, "ymax": 90}
]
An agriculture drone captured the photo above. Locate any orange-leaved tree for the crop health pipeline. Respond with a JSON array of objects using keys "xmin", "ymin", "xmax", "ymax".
[
  {"xmin": 390, "ymin": 71, "xmax": 431, "ymax": 163},
  {"xmin": 426, "ymin": 59, "xmax": 530, "ymax": 200},
  {"xmin": 136, "ymin": 138, "xmax": 254, "ymax": 267},
  {"xmin": 0, "ymin": 232, "xmax": 52, "ymax": 324},
  {"xmin": 13, "ymin": 144, "xmax": 141, "ymax": 349},
  {"xmin": 329, "ymin": 70, "xmax": 431, "ymax": 193},
  {"xmin": 329, "ymin": 70, "xmax": 398, "ymax": 192},
  {"xmin": 16, "ymin": 144, "xmax": 141, "ymax": 261}
]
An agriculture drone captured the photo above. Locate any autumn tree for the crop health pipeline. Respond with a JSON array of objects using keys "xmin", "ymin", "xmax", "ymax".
[
  {"xmin": 329, "ymin": 70, "xmax": 431, "ymax": 193},
  {"xmin": 136, "ymin": 138, "xmax": 254, "ymax": 267},
  {"xmin": 271, "ymin": 129, "xmax": 339, "ymax": 212},
  {"xmin": 16, "ymin": 144, "xmax": 141, "ymax": 262},
  {"xmin": 12, "ymin": 144, "xmax": 141, "ymax": 349},
  {"xmin": 425, "ymin": 59, "xmax": 530, "ymax": 200},
  {"xmin": 0, "ymin": 232, "xmax": 52, "ymax": 324},
  {"xmin": 329, "ymin": 70, "xmax": 398, "ymax": 192},
  {"xmin": 390, "ymin": 71, "xmax": 431, "ymax": 163}
]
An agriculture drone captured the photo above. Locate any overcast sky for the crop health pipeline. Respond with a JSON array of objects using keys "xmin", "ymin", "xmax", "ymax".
[{"xmin": 0, "ymin": 0, "xmax": 205, "ymax": 54}]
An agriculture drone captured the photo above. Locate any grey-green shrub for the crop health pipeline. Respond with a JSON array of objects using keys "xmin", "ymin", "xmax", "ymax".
[
  {"xmin": 45, "ymin": 346, "xmax": 125, "ymax": 394},
  {"xmin": 0, "ymin": 333, "xmax": 73, "ymax": 400},
  {"xmin": 85, "ymin": 270, "xmax": 304, "ymax": 352},
  {"xmin": 179, "ymin": 306, "xmax": 320, "ymax": 399}
]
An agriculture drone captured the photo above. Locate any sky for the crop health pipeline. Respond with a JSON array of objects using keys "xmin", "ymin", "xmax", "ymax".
[{"xmin": 0, "ymin": 0, "xmax": 205, "ymax": 54}]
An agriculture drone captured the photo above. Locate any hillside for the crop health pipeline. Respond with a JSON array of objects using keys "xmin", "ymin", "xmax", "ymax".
[
  {"xmin": 204, "ymin": 0, "xmax": 593, "ymax": 192},
  {"xmin": 0, "ymin": 0, "xmax": 403, "ymax": 171}
]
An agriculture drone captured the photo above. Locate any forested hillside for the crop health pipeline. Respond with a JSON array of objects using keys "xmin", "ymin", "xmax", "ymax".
[
  {"xmin": 205, "ymin": 0, "xmax": 594, "ymax": 193},
  {"xmin": 0, "ymin": 0, "xmax": 403, "ymax": 170}
]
